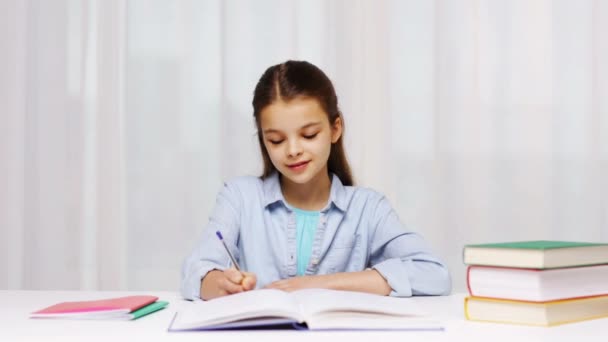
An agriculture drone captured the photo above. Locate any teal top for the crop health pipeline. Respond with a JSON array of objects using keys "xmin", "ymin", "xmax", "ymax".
[{"xmin": 292, "ymin": 207, "xmax": 320, "ymax": 276}]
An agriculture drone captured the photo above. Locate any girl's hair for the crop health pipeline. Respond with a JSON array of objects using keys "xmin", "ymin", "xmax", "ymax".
[{"xmin": 252, "ymin": 60, "xmax": 354, "ymax": 186}]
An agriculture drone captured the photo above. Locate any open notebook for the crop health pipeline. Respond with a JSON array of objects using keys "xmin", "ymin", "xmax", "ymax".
[{"xmin": 169, "ymin": 289, "xmax": 442, "ymax": 331}]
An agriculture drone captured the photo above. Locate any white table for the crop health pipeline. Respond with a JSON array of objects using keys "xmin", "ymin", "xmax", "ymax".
[{"xmin": 1, "ymin": 290, "xmax": 605, "ymax": 341}]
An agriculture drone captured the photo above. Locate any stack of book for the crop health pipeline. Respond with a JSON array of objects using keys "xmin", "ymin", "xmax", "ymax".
[
  {"xmin": 462, "ymin": 240, "xmax": 608, "ymax": 326},
  {"xmin": 30, "ymin": 295, "xmax": 168, "ymax": 320}
]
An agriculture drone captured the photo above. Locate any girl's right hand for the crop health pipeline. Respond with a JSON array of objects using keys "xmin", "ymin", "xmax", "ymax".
[{"xmin": 200, "ymin": 268, "xmax": 257, "ymax": 300}]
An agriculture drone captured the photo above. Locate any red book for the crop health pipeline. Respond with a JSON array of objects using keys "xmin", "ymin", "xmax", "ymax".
[
  {"xmin": 31, "ymin": 295, "xmax": 159, "ymax": 319},
  {"xmin": 466, "ymin": 264, "xmax": 608, "ymax": 302}
]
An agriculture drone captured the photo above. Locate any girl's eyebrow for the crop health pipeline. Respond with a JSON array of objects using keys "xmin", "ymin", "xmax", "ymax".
[{"xmin": 263, "ymin": 122, "xmax": 322, "ymax": 134}]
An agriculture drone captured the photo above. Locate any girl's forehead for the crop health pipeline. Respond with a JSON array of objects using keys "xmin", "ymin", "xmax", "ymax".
[{"xmin": 260, "ymin": 98, "xmax": 328, "ymax": 129}]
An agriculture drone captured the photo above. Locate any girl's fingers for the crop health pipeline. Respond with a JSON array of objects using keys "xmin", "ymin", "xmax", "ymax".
[
  {"xmin": 221, "ymin": 269, "xmax": 257, "ymax": 294},
  {"xmin": 241, "ymin": 274, "xmax": 257, "ymax": 290},
  {"xmin": 221, "ymin": 276, "xmax": 244, "ymax": 294},
  {"xmin": 224, "ymin": 268, "xmax": 244, "ymax": 284},
  {"xmin": 242, "ymin": 271, "xmax": 256, "ymax": 279}
]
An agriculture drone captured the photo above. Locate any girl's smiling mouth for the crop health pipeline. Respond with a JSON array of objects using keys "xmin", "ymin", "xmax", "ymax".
[{"xmin": 287, "ymin": 160, "xmax": 310, "ymax": 171}]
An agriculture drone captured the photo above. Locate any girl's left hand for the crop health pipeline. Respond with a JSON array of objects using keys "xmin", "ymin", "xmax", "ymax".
[
  {"xmin": 264, "ymin": 270, "xmax": 392, "ymax": 295},
  {"xmin": 264, "ymin": 275, "xmax": 330, "ymax": 292}
]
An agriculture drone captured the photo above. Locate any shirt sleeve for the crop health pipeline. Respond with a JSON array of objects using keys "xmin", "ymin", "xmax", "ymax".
[
  {"xmin": 180, "ymin": 181, "xmax": 242, "ymax": 300},
  {"xmin": 368, "ymin": 196, "xmax": 451, "ymax": 297}
]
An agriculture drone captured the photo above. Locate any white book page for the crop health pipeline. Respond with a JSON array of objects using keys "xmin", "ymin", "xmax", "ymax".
[
  {"xmin": 30, "ymin": 309, "xmax": 131, "ymax": 320},
  {"xmin": 290, "ymin": 289, "xmax": 427, "ymax": 319},
  {"xmin": 171, "ymin": 289, "xmax": 302, "ymax": 330}
]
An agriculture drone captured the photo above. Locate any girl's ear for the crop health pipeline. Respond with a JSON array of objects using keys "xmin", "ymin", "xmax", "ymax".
[{"xmin": 331, "ymin": 116, "xmax": 343, "ymax": 143}]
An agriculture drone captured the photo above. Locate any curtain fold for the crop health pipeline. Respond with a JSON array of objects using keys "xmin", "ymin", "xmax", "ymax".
[{"xmin": 1, "ymin": 0, "xmax": 606, "ymax": 291}]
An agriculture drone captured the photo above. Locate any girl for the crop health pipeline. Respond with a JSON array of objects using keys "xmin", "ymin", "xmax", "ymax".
[{"xmin": 181, "ymin": 60, "xmax": 451, "ymax": 300}]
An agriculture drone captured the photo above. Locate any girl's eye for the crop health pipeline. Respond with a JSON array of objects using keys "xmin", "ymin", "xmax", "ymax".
[
  {"xmin": 303, "ymin": 133, "xmax": 318, "ymax": 139},
  {"xmin": 268, "ymin": 140, "xmax": 284, "ymax": 145}
]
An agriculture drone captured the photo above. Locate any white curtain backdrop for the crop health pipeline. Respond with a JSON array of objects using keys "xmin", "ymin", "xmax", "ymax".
[{"xmin": 1, "ymin": 0, "xmax": 607, "ymax": 292}]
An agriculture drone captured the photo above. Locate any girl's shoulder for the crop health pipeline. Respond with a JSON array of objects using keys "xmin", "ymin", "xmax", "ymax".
[
  {"xmin": 342, "ymin": 185, "xmax": 397, "ymax": 219},
  {"xmin": 341, "ymin": 183, "xmax": 388, "ymax": 206}
]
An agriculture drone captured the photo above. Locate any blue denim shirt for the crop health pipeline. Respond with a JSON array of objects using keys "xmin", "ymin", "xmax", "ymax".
[{"xmin": 180, "ymin": 172, "xmax": 451, "ymax": 300}]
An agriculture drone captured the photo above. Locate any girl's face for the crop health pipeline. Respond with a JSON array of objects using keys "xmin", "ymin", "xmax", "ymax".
[{"xmin": 260, "ymin": 97, "xmax": 342, "ymax": 186}]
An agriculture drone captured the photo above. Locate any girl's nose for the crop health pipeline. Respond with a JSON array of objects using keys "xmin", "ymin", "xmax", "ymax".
[{"xmin": 287, "ymin": 140, "xmax": 303, "ymax": 158}]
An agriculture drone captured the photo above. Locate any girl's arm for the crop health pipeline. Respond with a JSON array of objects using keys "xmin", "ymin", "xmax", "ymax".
[
  {"xmin": 266, "ymin": 194, "xmax": 451, "ymax": 297},
  {"xmin": 264, "ymin": 269, "xmax": 392, "ymax": 295},
  {"xmin": 180, "ymin": 181, "xmax": 244, "ymax": 300},
  {"xmin": 366, "ymin": 196, "xmax": 451, "ymax": 296}
]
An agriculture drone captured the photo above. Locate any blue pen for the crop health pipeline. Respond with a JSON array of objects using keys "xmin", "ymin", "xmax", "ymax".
[{"xmin": 215, "ymin": 231, "xmax": 241, "ymax": 271}]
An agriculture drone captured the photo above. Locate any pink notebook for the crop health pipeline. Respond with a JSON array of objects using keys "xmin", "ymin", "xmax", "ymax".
[{"xmin": 31, "ymin": 295, "xmax": 158, "ymax": 319}]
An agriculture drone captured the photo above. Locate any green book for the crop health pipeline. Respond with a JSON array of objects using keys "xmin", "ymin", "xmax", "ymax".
[
  {"xmin": 129, "ymin": 301, "xmax": 169, "ymax": 320},
  {"xmin": 463, "ymin": 240, "xmax": 608, "ymax": 269}
]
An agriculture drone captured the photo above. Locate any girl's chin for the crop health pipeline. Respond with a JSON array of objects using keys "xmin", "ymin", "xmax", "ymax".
[
  {"xmin": 279, "ymin": 169, "xmax": 310, "ymax": 184},
  {"xmin": 280, "ymin": 167, "xmax": 328, "ymax": 186},
  {"xmin": 281, "ymin": 173, "xmax": 312, "ymax": 185}
]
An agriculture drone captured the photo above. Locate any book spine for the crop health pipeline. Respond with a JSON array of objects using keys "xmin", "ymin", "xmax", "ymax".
[
  {"xmin": 130, "ymin": 301, "xmax": 168, "ymax": 320},
  {"xmin": 466, "ymin": 266, "xmax": 473, "ymax": 296},
  {"xmin": 463, "ymin": 297, "xmax": 471, "ymax": 320}
]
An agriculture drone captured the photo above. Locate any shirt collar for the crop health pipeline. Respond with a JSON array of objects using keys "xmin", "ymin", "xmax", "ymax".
[{"xmin": 262, "ymin": 172, "xmax": 348, "ymax": 212}]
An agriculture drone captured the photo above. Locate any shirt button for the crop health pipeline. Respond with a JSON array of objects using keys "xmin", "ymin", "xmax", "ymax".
[{"xmin": 311, "ymin": 258, "xmax": 319, "ymax": 265}]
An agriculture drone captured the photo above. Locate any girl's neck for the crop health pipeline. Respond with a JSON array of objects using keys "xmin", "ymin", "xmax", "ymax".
[{"xmin": 280, "ymin": 168, "xmax": 331, "ymax": 211}]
